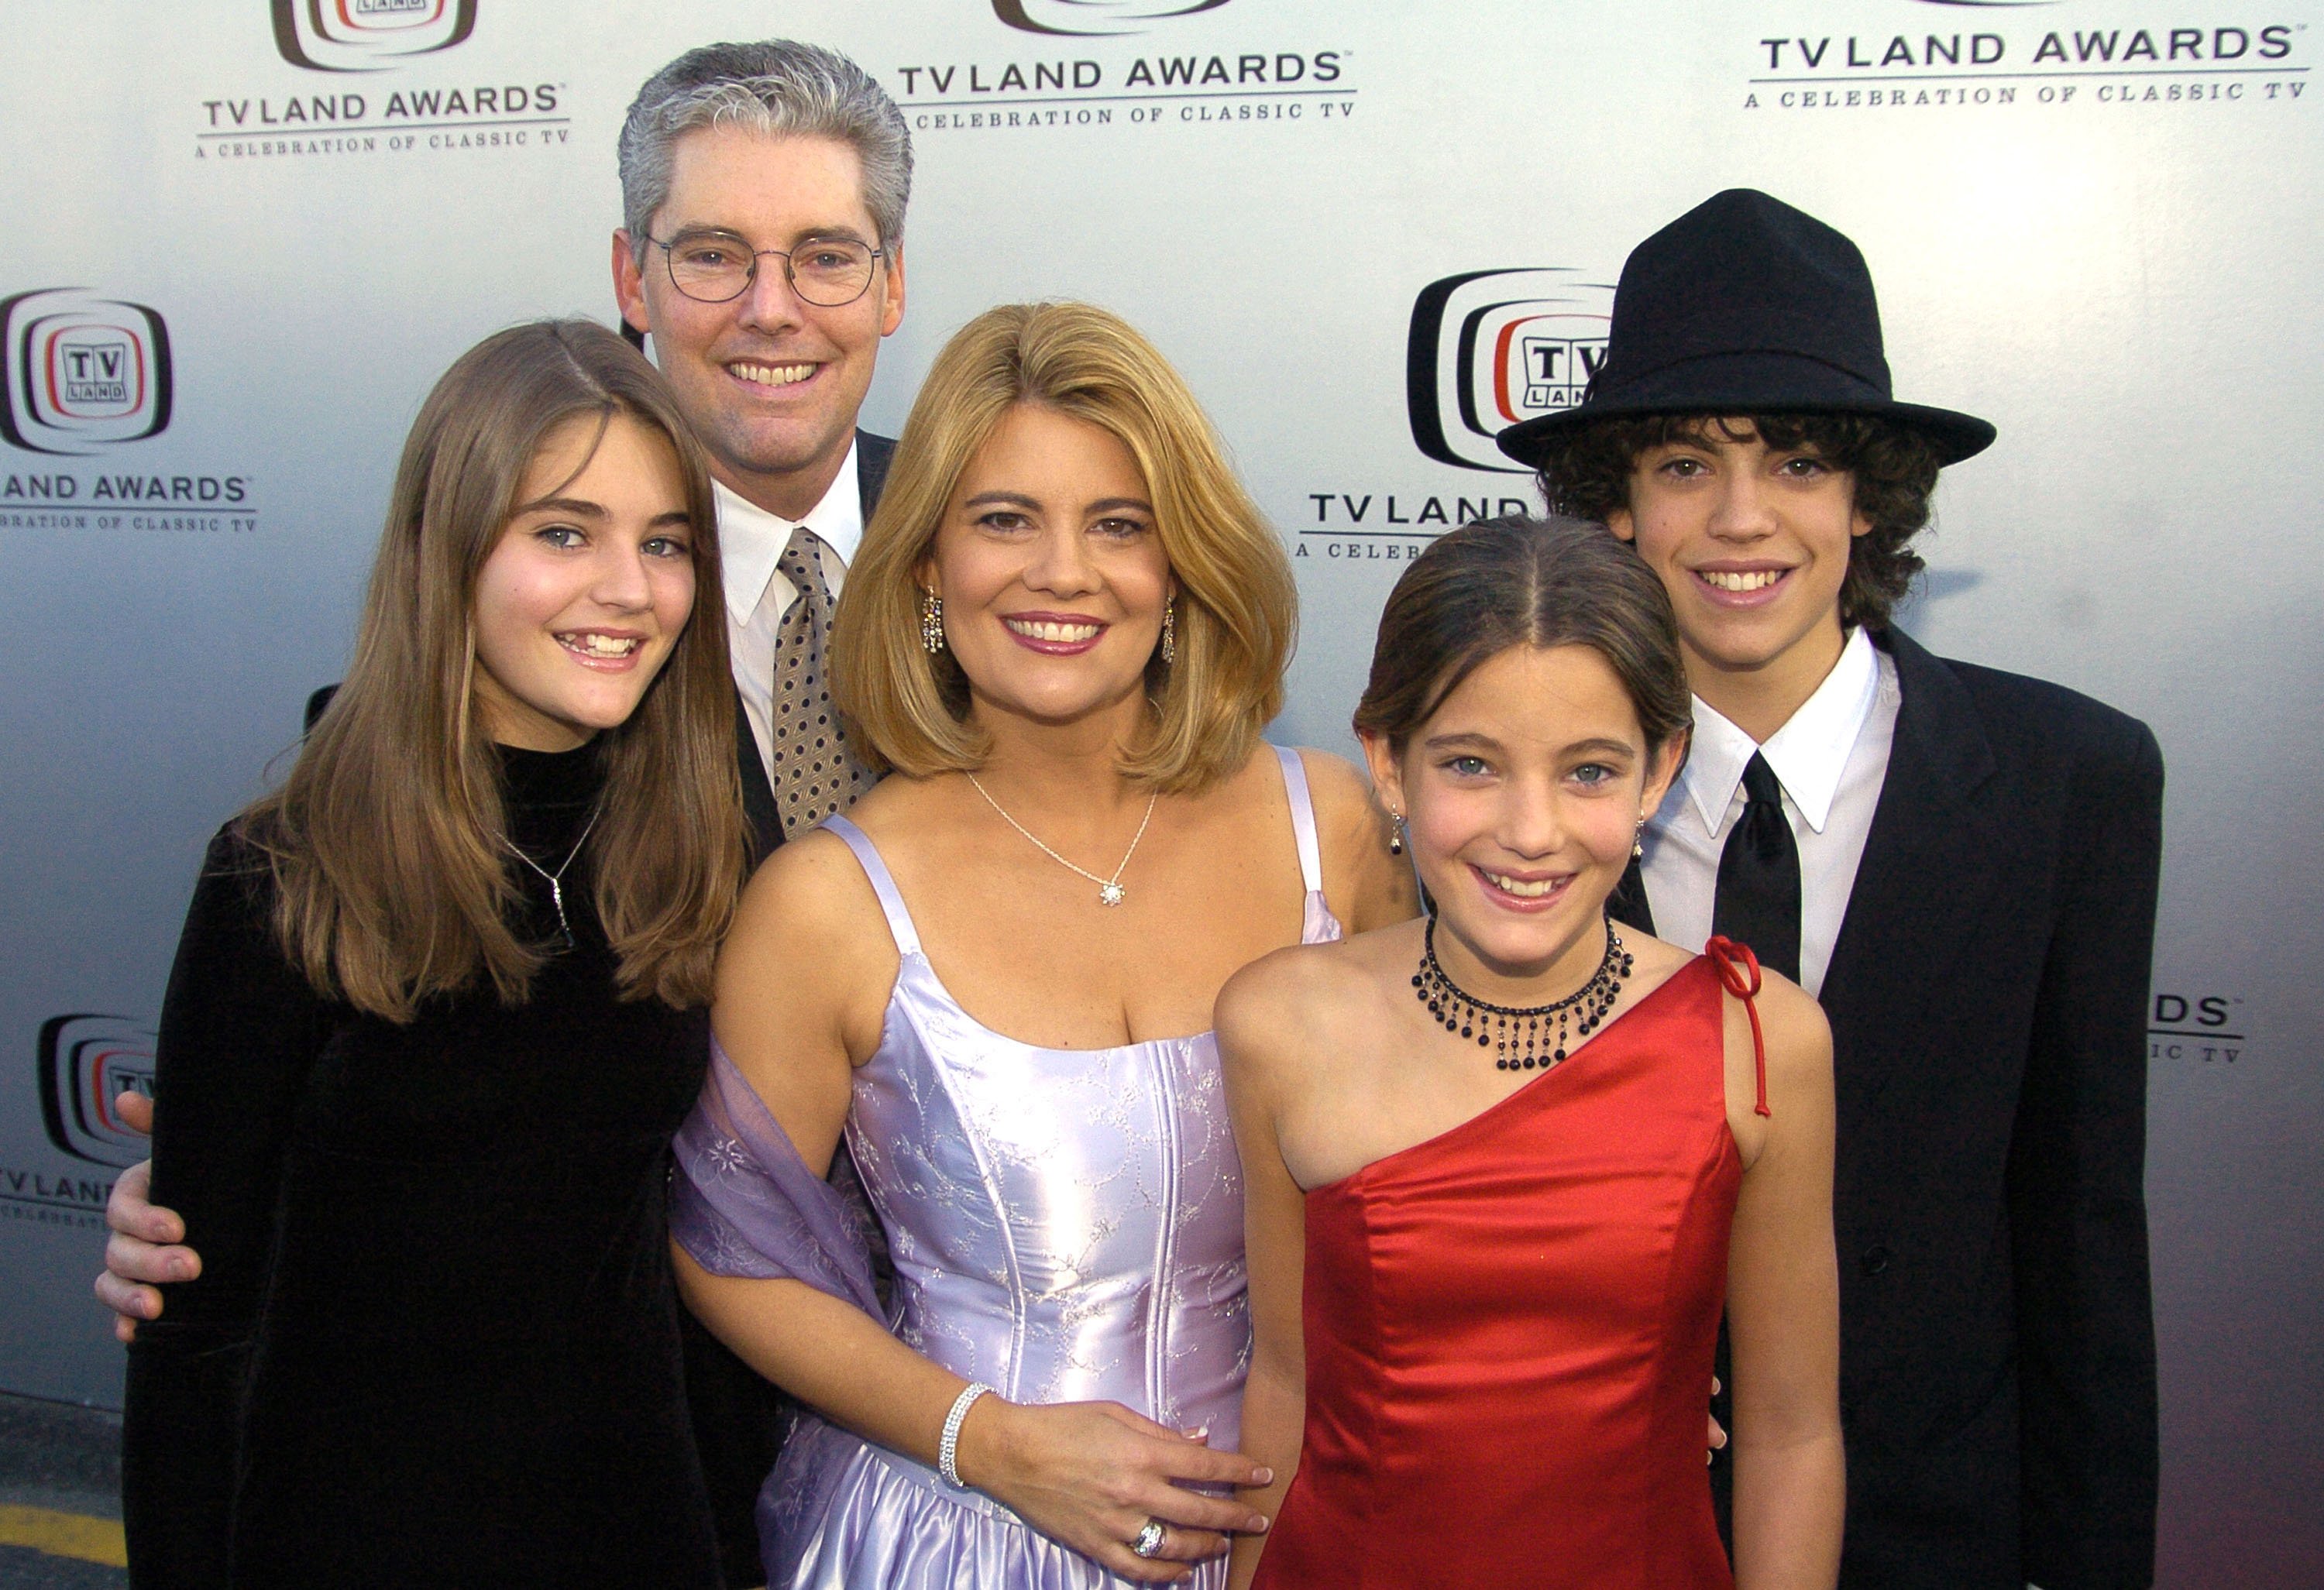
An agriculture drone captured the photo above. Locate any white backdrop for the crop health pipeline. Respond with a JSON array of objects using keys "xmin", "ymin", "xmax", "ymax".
[{"xmin": 2, "ymin": 3, "xmax": 2316, "ymax": 1582}]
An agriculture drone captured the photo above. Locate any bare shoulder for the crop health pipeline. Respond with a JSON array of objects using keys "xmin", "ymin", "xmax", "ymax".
[
  {"xmin": 715, "ymin": 825, "xmax": 899, "ymax": 1063},
  {"xmin": 1217, "ymin": 935, "xmax": 1356, "ymax": 1031},
  {"xmin": 1723, "ymin": 962, "xmax": 1834, "ymax": 1101},
  {"xmin": 1218, "ymin": 922, "xmax": 1414, "ymax": 1090},
  {"xmin": 726, "ymin": 826, "xmax": 883, "ymax": 964},
  {"xmin": 1751, "ymin": 969, "xmax": 1831, "ymax": 1065}
]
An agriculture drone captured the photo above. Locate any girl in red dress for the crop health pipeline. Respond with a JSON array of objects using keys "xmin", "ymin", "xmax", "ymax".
[{"xmin": 1219, "ymin": 515, "xmax": 1843, "ymax": 1589}]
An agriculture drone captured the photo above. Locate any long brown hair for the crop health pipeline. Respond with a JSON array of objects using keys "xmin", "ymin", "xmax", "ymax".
[
  {"xmin": 241, "ymin": 319, "xmax": 744, "ymax": 1020},
  {"xmin": 833, "ymin": 302, "xmax": 1297, "ymax": 795}
]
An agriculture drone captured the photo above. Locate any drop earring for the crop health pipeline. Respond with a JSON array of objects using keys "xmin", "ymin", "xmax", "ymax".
[
  {"xmin": 1388, "ymin": 805, "xmax": 1406, "ymax": 856},
  {"xmin": 1160, "ymin": 598, "xmax": 1176, "ymax": 665},
  {"xmin": 921, "ymin": 589, "xmax": 945, "ymax": 654},
  {"xmin": 1632, "ymin": 812, "xmax": 1645, "ymax": 860}
]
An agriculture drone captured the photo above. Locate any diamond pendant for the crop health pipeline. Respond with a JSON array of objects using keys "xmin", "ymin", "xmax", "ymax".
[
  {"xmin": 1098, "ymin": 881, "xmax": 1126, "ymax": 906},
  {"xmin": 548, "ymin": 884, "xmax": 575, "ymax": 952}
]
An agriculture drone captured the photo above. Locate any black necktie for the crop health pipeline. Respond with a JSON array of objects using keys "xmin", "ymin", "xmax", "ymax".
[{"xmin": 1712, "ymin": 752, "xmax": 1802, "ymax": 984}]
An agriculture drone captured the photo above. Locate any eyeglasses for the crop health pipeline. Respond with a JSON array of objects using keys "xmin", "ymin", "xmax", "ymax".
[{"xmin": 646, "ymin": 229, "xmax": 885, "ymax": 308}]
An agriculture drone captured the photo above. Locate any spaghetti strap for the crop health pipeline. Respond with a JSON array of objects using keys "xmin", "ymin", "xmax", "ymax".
[
  {"xmin": 1274, "ymin": 745, "xmax": 1325, "ymax": 895},
  {"xmin": 820, "ymin": 815, "xmax": 923, "ymax": 957},
  {"xmin": 1703, "ymin": 936, "xmax": 1772, "ymax": 1118}
]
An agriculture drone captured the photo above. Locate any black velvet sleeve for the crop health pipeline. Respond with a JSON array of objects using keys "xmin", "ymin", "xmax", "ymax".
[
  {"xmin": 122, "ymin": 827, "xmax": 332, "ymax": 1588},
  {"xmin": 2009, "ymin": 712, "xmax": 2164, "ymax": 1590}
]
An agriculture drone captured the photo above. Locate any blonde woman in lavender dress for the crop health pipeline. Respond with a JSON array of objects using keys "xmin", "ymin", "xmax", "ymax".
[{"xmin": 669, "ymin": 302, "xmax": 1414, "ymax": 1588}]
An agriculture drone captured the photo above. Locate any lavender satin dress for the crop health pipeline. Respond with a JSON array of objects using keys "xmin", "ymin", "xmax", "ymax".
[{"xmin": 672, "ymin": 747, "xmax": 1342, "ymax": 1588}]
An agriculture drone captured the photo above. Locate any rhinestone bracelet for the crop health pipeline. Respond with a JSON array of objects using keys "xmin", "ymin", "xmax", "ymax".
[{"xmin": 939, "ymin": 1382, "xmax": 995, "ymax": 1488}]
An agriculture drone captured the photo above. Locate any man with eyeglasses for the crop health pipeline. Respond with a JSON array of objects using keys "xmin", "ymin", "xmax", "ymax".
[
  {"xmin": 604, "ymin": 46, "xmax": 914, "ymax": 1587},
  {"xmin": 614, "ymin": 39, "xmax": 911, "ymax": 857},
  {"xmin": 99, "ymin": 39, "xmax": 913, "ymax": 1590}
]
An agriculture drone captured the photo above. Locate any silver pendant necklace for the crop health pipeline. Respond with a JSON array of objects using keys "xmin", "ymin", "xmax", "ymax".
[
  {"xmin": 965, "ymin": 773, "xmax": 1157, "ymax": 907},
  {"xmin": 504, "ymin": 807, "xmax": 601, "ymax": 950}
]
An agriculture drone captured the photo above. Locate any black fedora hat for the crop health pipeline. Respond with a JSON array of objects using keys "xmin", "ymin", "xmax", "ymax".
[{"xmin": 1497, "ymin": 189, "xmax": 1996, "ymax": 468}]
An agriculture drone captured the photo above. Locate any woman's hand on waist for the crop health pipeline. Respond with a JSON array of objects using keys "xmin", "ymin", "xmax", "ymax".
[{"xmin": 954, "ymin": 1395, "xmax": 1272, "ymax": 1584}]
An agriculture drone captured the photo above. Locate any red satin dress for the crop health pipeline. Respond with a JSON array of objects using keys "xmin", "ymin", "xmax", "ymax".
[{"xmin": 1253, "ymin": 943, "xmax": 1767, "ymax": 1590}]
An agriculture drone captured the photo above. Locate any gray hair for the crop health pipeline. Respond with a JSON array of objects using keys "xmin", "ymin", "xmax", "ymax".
[{"xmin": 617, "ymin": 39, "xmax": 913, "ymax": 260}]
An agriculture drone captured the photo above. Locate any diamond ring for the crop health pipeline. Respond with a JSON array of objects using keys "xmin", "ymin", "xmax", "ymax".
[{"xmin": 1130, "ymin": 1519, "xmax": 1167, "ymax": 1559}]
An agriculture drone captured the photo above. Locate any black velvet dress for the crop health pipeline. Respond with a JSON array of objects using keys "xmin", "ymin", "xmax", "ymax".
[{"xmin": 122, "ymin": 744, "xmax": 724, "ymax": 1588}]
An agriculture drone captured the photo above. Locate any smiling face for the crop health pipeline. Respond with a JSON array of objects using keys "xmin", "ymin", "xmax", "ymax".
[
  {"xmin": 922, "ymin": 401, "xmax": 1172, "ymax": 735},
  {"xmin": 470, "ymin": 411, "xmax": 698, "ymax": 750},
  {"xmin": 613, "ymin": 127, "xmax": 905, "ymax": 520},
  {"xmin": 1366, "ymin": 644, "xmax": 1677, "ymax": 987},
  {"xmin": 1608, "ymin": 418, "xmax": 1868, "ymax": 722}
]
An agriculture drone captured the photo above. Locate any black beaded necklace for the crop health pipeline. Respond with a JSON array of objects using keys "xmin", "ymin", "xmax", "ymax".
[{"xmin": 1414, "ymin": 912, "xmax": 1635, "ymax": 1072}]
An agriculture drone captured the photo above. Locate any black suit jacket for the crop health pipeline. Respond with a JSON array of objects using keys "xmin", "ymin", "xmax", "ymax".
[
  {"xmin": 1611, "ymin": 626, "xmax": 2162, "ymax": 1590},
  {"xmin": 688, "ymin": 430, "xmax": 894, "ymax": 1587}
]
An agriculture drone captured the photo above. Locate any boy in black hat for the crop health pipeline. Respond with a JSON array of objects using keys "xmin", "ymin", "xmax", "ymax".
[{"xmin": 1500, "ymin": 189, "xmax": 2161, "ymax": 1590}]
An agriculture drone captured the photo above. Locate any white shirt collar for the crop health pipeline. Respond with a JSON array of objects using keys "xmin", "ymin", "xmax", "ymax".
[
  {"xmin": 1682, "ymin": 624, "xmax": 1882, "ymax": 836},
  {"xmin": 714, "ymin": 438, "xmax": 864, "ymax": 628}
]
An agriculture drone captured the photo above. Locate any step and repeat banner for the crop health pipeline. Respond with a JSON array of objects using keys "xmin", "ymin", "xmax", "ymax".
[{"xmin": 3, "ymin": 2, "xmax": 2316, "ymax": 1581}]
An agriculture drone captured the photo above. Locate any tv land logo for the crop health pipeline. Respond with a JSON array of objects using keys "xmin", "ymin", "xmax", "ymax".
[
  {"xmin": 1407, "ymin": 270, "xmax": 1614, "ymax": 474},
  {"xmin": 1, "ymin": 290, "xmax": 174, "ymax": 456},
  {"xmin": 273, "ymin": 0, "xmax": 479, "ymax": 71},
  {"xmin": 40, "ymin": 1015, "xmax": 154, "ymax": 1169},
  {"xmin": 994, "ymin": 0, "xmax": 1231, "ymax": 36}
]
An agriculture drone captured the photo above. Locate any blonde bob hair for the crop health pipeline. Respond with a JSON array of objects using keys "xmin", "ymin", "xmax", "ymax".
[
  {"xmin": 241, "ymin": 319, "xmax": 744, "ymax": 1021},
  {"xmin": 834, "ymin": 301, "xmax": 1296, "ymax": 795}
]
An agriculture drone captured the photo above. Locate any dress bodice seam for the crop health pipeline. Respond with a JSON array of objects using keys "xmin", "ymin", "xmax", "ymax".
[
  {"xmin": 1144, "ymin": 1045, "xmax": 1184, "ymax": 1422},
  {"xmin": 860, "ymin": 972, "xmax": 1033, "ymax": 1398},
  {"xmin": 1642, "ymin": 1116, "xmax": 1745, "ymax": 1456}
]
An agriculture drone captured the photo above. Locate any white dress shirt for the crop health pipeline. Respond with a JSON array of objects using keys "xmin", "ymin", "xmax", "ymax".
[
  {"xmin": 1638, "ymin": 625, "xmax": 1899, "ymax": 998},
  {"xmin": 716, "ymin": 440, "xmax": 863, "ymax": 789}
]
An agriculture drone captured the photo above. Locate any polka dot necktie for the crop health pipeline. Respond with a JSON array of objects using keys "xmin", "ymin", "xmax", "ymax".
[{"xmin": 769, "ymin": 526, "xmax": 875, "ymax": 840}]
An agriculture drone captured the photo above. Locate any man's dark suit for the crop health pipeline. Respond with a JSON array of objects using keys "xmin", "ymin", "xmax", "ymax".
[
  {"xmin": 1613, "ymin": 625, "xmax": 2163, "ymax": 1590},
  {"xmin": 685, "ymin": 429, "xmax": 893, "ymax": 1588}
]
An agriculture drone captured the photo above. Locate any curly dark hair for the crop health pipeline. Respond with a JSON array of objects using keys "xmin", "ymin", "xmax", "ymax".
[{"xmin": 1530, "ymin": 412, "xmax": 1942, "ymax": 630}]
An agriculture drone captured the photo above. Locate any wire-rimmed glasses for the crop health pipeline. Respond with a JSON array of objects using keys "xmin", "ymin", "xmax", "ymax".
[{"xmin": 646, "ymin": 229, "xmax": 885, "ymax": 307}]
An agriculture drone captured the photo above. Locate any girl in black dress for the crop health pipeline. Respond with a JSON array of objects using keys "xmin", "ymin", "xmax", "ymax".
[{"xmin": 122, "ymin": 319, "xmax": 747, "ymax": 1588}]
